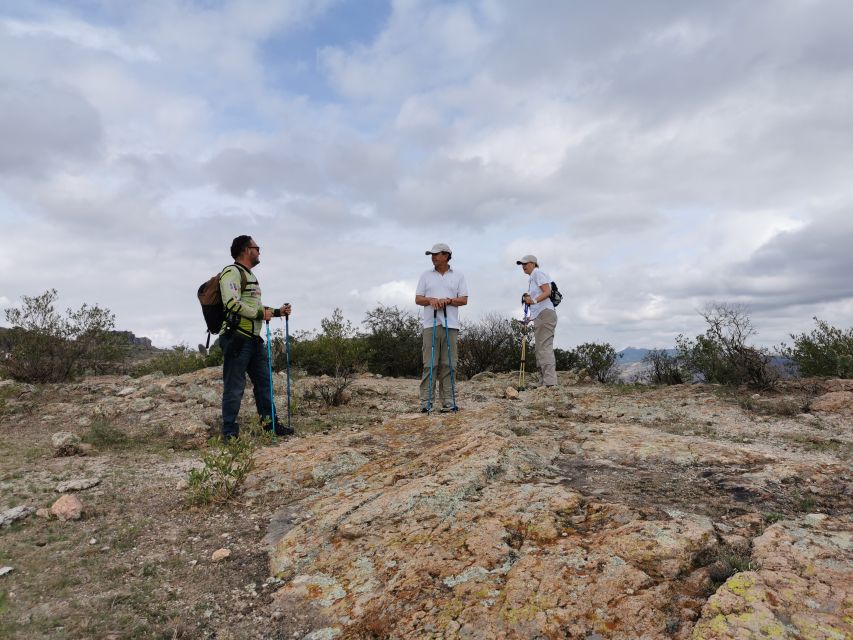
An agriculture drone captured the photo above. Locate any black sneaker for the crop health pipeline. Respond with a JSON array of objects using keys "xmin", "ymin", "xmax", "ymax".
[{"xmin": 420, "ymin": 406, "xmax": 429, "ymax": 413}]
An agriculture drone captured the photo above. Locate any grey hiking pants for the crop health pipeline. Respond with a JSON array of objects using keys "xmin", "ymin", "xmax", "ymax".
[
  {"xmin": 533, "ymin": 308, "xmax": 558, "ymax": 386},
  {"xmin": 419, "ymin": 325, "xmax": 458, "ymax": 408}
]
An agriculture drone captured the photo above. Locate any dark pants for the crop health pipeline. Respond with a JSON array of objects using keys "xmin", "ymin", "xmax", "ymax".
[{"xmin": 221, "ymin": 332, "xmax": 273, "ymax": 438}]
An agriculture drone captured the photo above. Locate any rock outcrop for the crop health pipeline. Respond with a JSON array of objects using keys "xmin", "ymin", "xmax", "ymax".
[{"xmin": 248, "ymin": 378, "xmax": 852, "ymax": 639}]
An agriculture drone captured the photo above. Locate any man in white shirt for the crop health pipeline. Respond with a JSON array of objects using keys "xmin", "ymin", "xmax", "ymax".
[
  {"xmin": 518, "ymin": 254, "xmax": 558, "ymax": 387},
  {"xmin": 415, "ymin": 243, "xmax": 469, "ymax": 412}
]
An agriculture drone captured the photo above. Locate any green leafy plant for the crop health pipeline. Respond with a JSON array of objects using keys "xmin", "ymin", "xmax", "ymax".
[
  {"xmin": 781, "ymin": 317, "xmax": 853, "ymax": 378},
  {"xmin": 186, "ymin": 436, "xmax": 255, "ymax": 505},
  {"xmin": 133, "ymin": 343, "xmax": 223, "ymax": 377},
  {"xmin": 362, "ymin": 304, "xmax": 422, "ymax": 377},
  {"xmin": 2, "ymin": 289, "xmax": 127, "ymax": 383},
  {"xmin": 677, "ymin": 303, "xmax": 777, "ymax": 389},
  {"xmin": 642, "ymin": 349, "xmax": 687, "ymax": 385},
  {"xmin": 574, "ymin": 342, "xmax": 619, "ymax": 383},
  {"xmin": 458, "ymin": 313, "xmax": 533, "ymax": 379},
  {"xmin": 83, "ymin": 419, "xmax": 130, "ymax": 449},
  {"xmin": 280, "ymin": 309, "xmax": 366, "ymax": 406}
]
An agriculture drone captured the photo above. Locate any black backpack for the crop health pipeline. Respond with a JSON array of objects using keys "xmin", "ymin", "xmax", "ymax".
[
  {"xmin": 550, "ymin": 281, "xmax": 562, "ymax": 307},
  {"xmin": 197, "ymin": 265, "xmax": 247, "ymax": 348}
]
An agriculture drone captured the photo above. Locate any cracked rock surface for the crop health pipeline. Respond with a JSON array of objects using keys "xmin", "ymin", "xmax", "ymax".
[{"xmin": 250, "ymin": 375, "xmax": 852, "ymax": 639}]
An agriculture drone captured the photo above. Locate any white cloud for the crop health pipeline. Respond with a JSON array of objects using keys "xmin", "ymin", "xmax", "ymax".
[
  {"xmin": 355, "ymin": 280, "xmax": 418, "ymax": 307},
  {"xmin": 3, "ymin": 17, "xmax": 159, "ymax": 62},
  {"xmin": 0, "ymin": 0, "xmax": 851, "ymax": 352}
]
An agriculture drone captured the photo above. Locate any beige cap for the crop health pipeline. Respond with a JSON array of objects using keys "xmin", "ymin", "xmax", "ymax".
[
  {"xmin": 516, "ymin": 254, "xmax": 538, "ymax": 266},
  {"xmin": 426, "ymin": 243, "xmax": 452, "ymax": 255}
]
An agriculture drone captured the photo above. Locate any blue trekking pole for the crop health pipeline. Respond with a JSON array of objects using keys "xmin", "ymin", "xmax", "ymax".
[
  {"xmin": 265, "ymin": 320, "xmax": 276, "ymax": 438},
  {"xmin": 443, "ymin": 306, "xmax": 458, "ymax": 412},
  {"xmin": 285, "ymin": 313, "xmax": 292, "ymax": 431},
  {"xmin": 427, "ymin": 309, "xmax": 437, "ymax": 414}
]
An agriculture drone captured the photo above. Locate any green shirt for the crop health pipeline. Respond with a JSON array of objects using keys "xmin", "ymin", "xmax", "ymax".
[{"xmin": 218, "ymin": 264, "xmax": 274, "ymax": 338}]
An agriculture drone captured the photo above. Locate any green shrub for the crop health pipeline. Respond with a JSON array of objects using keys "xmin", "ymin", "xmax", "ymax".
[
  {"xmin": 281, "ymin": 309, "xmax": 366, "ymax": 378},
  {"xmin": 574, "ymin": 342, "xmax": 619, "ymax": 383},
  {"xmin": 643, "ymin": 349, "xmax": 688, "ymax": 385},
  {"xmin": 554, "ymin": 348, "xmax": 579, "ymax": 371},
  {"xmin": 275, "ymin": 309, "xmax": 366, "ymax": 407},
  {"xmin": 677, "ymin": 304, "xmax": 777, "ymax": 389},
  {"xmin": 133, "ymin": 344, "xmax": 222, "ymax": 377},
  {"xmin": 458, "ymin": 313, "xmax": 530, "ymax": 379},
  {"xmin": 781, "ymin": 317, "xmax": 853, "ymax": 378},
  {"xmin": 186, "ymin": 436, "xmax": 254, "ymax": 505},
  {"xmin": 362, "ymin": 305, "xmax": 422, "ymax": 377},
  {"xmin": 83, "ymin": 419, "xmax": 130, "ymax": 449},
  {"xmin": 2, "ymin": 289, "xmax": 126, "ymax": 383}
]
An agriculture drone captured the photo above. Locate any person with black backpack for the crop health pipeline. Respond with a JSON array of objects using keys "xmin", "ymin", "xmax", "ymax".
[
  {"xmin": 218, "ymin": 235, "xmax": 293, "ymax": 440},
  {"xmin": 517, "ymin": 254, "xmax": 559, "ymax": 387}
]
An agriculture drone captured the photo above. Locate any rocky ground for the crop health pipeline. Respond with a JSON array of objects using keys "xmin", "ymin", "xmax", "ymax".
[{"xmin": 0, "ymin": 370, "xmax": 851, "ymax": 639}]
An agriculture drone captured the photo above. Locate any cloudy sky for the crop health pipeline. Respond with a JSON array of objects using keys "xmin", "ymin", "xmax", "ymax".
[{"xmin": 2, "ymin": 0, "xmax": 852, "ymax": 350}]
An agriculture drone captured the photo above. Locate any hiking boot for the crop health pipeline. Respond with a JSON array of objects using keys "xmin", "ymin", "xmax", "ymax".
[
  {"xmin": 264, "ymin": 422, "xmax": 295, "ymax": 437},
  {"xmin": 440, "ymin": 404, "xmax": 458, "ymax": 413}
]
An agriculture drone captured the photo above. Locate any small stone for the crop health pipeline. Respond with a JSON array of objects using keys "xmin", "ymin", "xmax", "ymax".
[
  {"xmin": 212, "ymin": 548, "xmax": 231, "ymax": 562},
  {"xmin": 56, "ymin": 477, "xmax": 101, "ymax": 493},
  {"xmin": 175, "ymin": 478, "xmax": 189, "ymax": 491},
  {"xmin": 89, "ymin": 538, "xmax": 97, "ymax": 545},
  {"xmin": 36, "ymin": 508, "xmax": 52, "ymax": 519},
  {"xmin": 0, "ymin": 566, "xmax": 13, "ymax": 576},
  {"xmin": 505, "ymin": 386, "xmax": 520, "ymax": 399},
  {"xmin": 129, "ymin": 398, "xmax": 155, "ymax": 413},
  {"xmin": 51, "ymin": 494, "xmax": 84, "ymax": 521},
  {"xmin": 116, "ymin": 386, "xmax": 137, "ymax": 397},
  {"xmin": 1, "ymin": 505, "xmax": 36, "ymax": 528},
  {"xmin": 51, "ymin": 432, "xmax": 82, "ymax": 456},
  {"xmin": 804, "ymin": 513, "xmax": 828, "ymax": 526}
]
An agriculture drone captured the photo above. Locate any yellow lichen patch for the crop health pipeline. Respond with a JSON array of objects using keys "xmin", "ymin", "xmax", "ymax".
[
  {"xmin": 726, "ymin": 572, "xmax": 756, "ymax": 597},
  {"xmin": 500, "ymin": 602, "xmax": 541, "ymax": 624},
  {"xmin": 436, "ymin": 598, "xmax": 465, "ymax": 629},
  {"xmin": 795, "ymin": 619, "xmax": 851, "ymax": 640}
]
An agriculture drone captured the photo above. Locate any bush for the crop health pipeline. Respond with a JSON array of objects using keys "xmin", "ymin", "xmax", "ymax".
[
  {"xmin": 2, "ymin": 289, "xmax": 127, "ymax": 383},
  {"xmin": 458, "ymin": 313, "xmax": 530, "ymax": 379},
  {"xmin": 186, "ymin": 436, "xmax": 255, "ymax": 505},
  {"xmin": 781, "ymin": 317, "xmax": 853, "ymax": 378},
  {"xmin": 362, "ymin": 305, "xmax": 422, "ymax": 377},
  {"xmin": 284, "ymin": 309, "xmax": 367, "ymax": 378},
  {"xmin": 643, "ymin": 349, "xmax": 687, "ymax": 385},
  {"xmin": 133, "ymin": 343, "xmax": 223, "ymax": 377},
  {"xmin": 574, "ymin": 342, "xmax": 619, "ymax": 383},
  {"xmin": 554, "ymin": 348, "xmax": 579, "ymax": 371},
  {"xmin": 279, "ymin": 309, "xmax": 366, "ymax": 405},
  {"xmin": 677, "ymin": 303, "xmax": 777, "ymax": 389}
]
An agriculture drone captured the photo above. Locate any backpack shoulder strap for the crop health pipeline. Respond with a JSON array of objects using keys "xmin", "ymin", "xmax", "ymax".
[{"xmin": 220, "ymin": 263, "xmax": 249, "ymax": 292}]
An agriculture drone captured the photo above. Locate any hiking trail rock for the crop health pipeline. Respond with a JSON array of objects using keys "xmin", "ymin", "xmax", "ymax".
[
  {"xmin": 692, "ymin": 514, "xmax": 852, "ymax": 639},
  {"xmin": 51, "ymin": 494, "xmax": 84, "ymax": 521},
  {"xmin": 212, "ymin": 548, "xmax": 231, "ymax": 562},
  {"xmin": 1, "ymin": 505, "xmax": 35, "ymax": 528},
  {"xmin": 1, "ymin": 368, "xmax": 850, "ymax": 638},
  {"xmin": 55, "ymin": 477, "xmax": 101, "ymax": 493},
  {"xmin": 245, "ymin": 374, "xmax": 853, "ymax": 639},
  {"xmin": 51, "ymin": 431, "xmax": 82, "ymax": 456}
]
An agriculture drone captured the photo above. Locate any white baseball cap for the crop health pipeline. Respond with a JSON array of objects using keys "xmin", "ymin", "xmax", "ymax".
[
  {"xmin": 516, "ymin": 254, "xmax": 538, "ymax": 265},
  {"xmin": 426, "ymin": 243, "xmax": 452, "ymax": 255}
]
